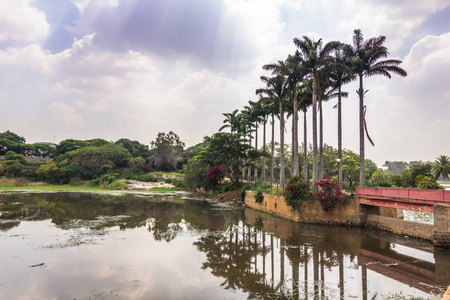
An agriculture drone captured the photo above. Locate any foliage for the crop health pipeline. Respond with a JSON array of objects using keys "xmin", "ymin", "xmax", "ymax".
[
  {"xmin": 3, "ymin": 160, "xmax": 25, "ymax": 177},
  {"xmin": 0, "ymin": 130, "xmax": 27, "ymax": 155},
  {"xmin": 283, "ymin": 176, "xmax": 313, "ymax": 210},
  {"xmin": 255, "ymin": 190, "xmax": 264, "ymax": 203},
  {"xmin": 183, "ymin": 158, "xmax": 208, "ymax": 191},
  {"xmin": 315, "ymin": 177, "xmax": 343, "ymax": 212},
  {"xmin": 240, "ymin": 188, "xmax": 247, "ymax": 202},
  {"xmin": 164, "ymin": 178, "xmax": 185, "ymax": 188},
  {"xmin": 4, "ymin": 151, "xmax": 27, "ymax": 164},
  {"xmin": 383, "ymin": 161, "xmax": 409, "ymax": 175},
  {"xmin": 432, "ymin": 155, "xmax": 450, "ymax": 180},
  {"xmin": 70, "ymin": 143, "xmax": 132, "ymax": 174},
  {"xmin": 201, "ymin": 132, "xmax": 266, "ymax": 188},
  {"xmin": 51, "ymin": 138, "xmax": 110, "ymax": 159},
  {"xmin": 124, "ymin": 173, "xmax": 160, "ymax": 182},
  {"xmin": 416, "ymin": 175, "xmax": 443, "ymax": 190},
  {"xmin": 206, "ymin": 165, "xmax": 227, "ymax": 190},
  {"xmin": 150, "ymin": 131, "xmax": 185, "ymax": 171},
  {"xmin": 128, "ymin": 157, "xmax": 146, "ymax": 173}
]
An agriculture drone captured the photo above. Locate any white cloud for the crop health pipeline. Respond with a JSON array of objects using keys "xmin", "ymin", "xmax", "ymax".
[{"xmin": 0, "ymin": 0, "xmax": 50, "ymax": 42}]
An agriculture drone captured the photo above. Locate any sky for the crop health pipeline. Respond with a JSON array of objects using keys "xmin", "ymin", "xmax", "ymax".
[{"xmin": 0, "ymin": 0, "xmax": 449, "ymax": 166}]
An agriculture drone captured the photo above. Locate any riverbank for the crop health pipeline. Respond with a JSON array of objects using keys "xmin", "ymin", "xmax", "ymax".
[{"xmin": 0, "ymin": 178, "xmax": 177, "ymax": 194}]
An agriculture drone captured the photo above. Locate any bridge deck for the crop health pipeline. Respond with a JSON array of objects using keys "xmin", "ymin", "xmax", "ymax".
[{"xmin": 357, "ymin": 187, "xmax": 450, "ymax": 212}]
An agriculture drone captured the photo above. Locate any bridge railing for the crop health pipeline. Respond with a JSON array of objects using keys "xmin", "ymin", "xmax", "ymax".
[{"xmin": 356, "ymin": 187, "xmax": 450, "ymax": 207}]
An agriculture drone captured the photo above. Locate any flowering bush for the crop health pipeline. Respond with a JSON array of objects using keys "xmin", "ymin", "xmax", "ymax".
[
  {"xmin": 206, "ymin": 165, "xmax": 227, "ymax": 190},
  {"xmin": 142, "ymin": 165, "xmax": 150, "ymax": 173},
  {"xmin": 284, "ymin": 176, "xmax": 313, "ymax": 210},
  {"xmin": 315, "ymin": 177, "xmax": 342, "ymax": 212}
]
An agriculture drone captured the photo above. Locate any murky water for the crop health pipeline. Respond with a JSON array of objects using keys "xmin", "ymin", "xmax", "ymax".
[{"xmin": 0, "ymin": 192, "xmax": 448, "ymax": 300}]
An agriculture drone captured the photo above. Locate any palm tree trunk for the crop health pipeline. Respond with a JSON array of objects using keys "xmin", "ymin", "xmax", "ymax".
[
  {"xmin": 319, "ymin": 97, "xmax": 324, "ymax": 181},
  {"xmin": 263, "ymin": 118, "xmax": 267, "ymax": 186},
  {"xmin": 359, "ymin": 75, "xmax": 365, "ymax": 187},
  {"xmin": 312, "ymin": 87, "xmax": 318, "ymax": 192},
  {"xmin": 254, "ymin": 124, "xmax": 258, "ymax": 184},
  {"xmin": 280, "ymin": 109, "xmax": 286, "ymax": 187},
  {"xmin": 293, "ymin": 95, "xmax": 299, "ymax": 176},
  {"xmin": 270, "ymin": 114, "xmax": 275, "ymax": 185},
  {"xmin": 303, "ymin": 110, "xmax": 308, "ymax": 182},
  {"xmin": 338, "ymin": 86, "xmax": 343, "ymax": 189},
  {"xmin": 248, "ymin": 133, "xmax": 252, "ymax": 184}
]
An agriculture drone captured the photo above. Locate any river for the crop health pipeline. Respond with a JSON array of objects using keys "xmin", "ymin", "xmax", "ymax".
[{"xmin": 0, "ymin": 192, "xmax": 447, "ymax": 299}]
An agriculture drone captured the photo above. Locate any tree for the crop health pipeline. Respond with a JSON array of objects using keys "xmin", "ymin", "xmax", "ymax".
[
  {"xmin": 150, "ymin": 131, "xmax": 185, "ymax": 171},
  {"xmin": 344, "ymin": 29, "xmax": 407, "ymax": 186},
  {"xmin": 293, "ymin": 36, "xmax": 340, "ymax": 189},
  {"xmin": 329, "ymin": 47, "xmax": 354, "ymax": 188},
  {"xmin": 0, "ymin": 130, "xmax": 27, "ymax": 155},
  {"xmin": 183, "ymin": 158, "xmax": 208, "ymax": 192},
  {"xmin": 256, "ymin": 75, "xmax": 289, "ymax": 186},
  {"xmin": 219, "ymin": 109, "xmax": 242, "ymax": 133},
  {"xmin": 432, "ymin": 155, "xmax": 450, "ymax": 180},
  {"xmin": 200, "ymin": 132, "xmax": 264, "ymax": 188},
  {"xmin": 263, "ymin": 54, "xmax": 306, "ymax": 177}
]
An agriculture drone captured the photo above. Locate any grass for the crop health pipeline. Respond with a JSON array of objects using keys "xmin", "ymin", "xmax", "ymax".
[{"xmin": 0, "ymin": 184, "xmax": 100, "ymax": 192}]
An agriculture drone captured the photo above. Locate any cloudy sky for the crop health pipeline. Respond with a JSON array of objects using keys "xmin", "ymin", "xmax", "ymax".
[{"xmin": 0, "ymin": 0, "xmax": 449, "ymax": 166}]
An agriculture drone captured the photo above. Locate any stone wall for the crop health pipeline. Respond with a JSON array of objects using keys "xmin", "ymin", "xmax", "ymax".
[
  {"xmin": 365, "ymin": 214, "xmax": 433, "ymax": 240},
  {"xmin": 245, "ymin": 191, "xmax": 435, "ymax": 242},
  {"xmin": 245, "ymin": 191, "xmax": 363, "ymax": 226},
  {"xmin": 434, "ymin": 205, "xmax": 450, "ymax": 248}
]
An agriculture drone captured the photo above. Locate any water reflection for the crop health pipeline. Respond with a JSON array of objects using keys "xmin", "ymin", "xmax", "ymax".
[{"xmin": 0, "ymin": 192, "xmax": 448, "ymax": 299}]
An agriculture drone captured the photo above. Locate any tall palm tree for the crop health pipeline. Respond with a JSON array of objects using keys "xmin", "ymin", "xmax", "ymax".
[
  {"xmin": 263, "ymin": 54, "xmax": 306, "ymax": 177},
  {"xmin": 298, "ymin": 83, "xmax": 312, "ymax": 182},
  {"xmin": 219, "ymin": 109, "xmax": 241, "ymax": 133},
  {"xmin": 329, "ymin": 47, "xmax": 354, "ymax": 188},
  {"xmin": 243, "ymin": 100, "xmax": 263, "ymax": 183},
  {"xmin": 256, "ymin": 75, "xmax": 289, "ymax": 187},
  {"xmin": 294, "ymin": 36, "xmax": 340, "ymax": 190},
  {"xmin": 432, "ymin": 155, "xmax": 450, "ymax": 180},
  {"xmin": 344, "ymin": 29, "xmax": 407, "ymax": 186}
]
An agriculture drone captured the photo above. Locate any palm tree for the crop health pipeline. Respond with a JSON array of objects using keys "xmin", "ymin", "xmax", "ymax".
[
  {"xmin": 256, "ymin": 75, "xmax": 289, "ymax": 187},
  {"xmin": 219, "ymin": 109, "xmax": 242, "ymax": 134},
  {"xmin": 344, "ymin": 29, "xmax": 407, "ymax": 187},
  {"xmin": 298, "ymin": 83, "xmax": 312, "ymax": 182},
  {"xmin": 243, "ymin": 100, "xmax": 263, "ymax": 183},
  {"xmin": 329, "ymin": 47, "xmax": 354, "ymax": 188},
  {"xmin": 293, "ymin": 36, "xmax": 340, "ymax": 190},
  {"xmin": 263, "ymin": 54, "xmax": 306, "ymax": 177},
  {"xmin": 432, "ymin": 155, "xmax": 450, "ymax": 180}
]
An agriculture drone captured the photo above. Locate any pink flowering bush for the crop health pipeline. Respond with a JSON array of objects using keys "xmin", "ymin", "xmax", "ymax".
[
  {"xmin": 206, "ymin": 165, "xmax": 227, "ymax": 190},
  {"xmin": 284, "ymin": 176, "xmax": 313, "ymax": 210},
  {"xmin": 315, "ymin": 177, "xmax": 343, "ymax": 212}
]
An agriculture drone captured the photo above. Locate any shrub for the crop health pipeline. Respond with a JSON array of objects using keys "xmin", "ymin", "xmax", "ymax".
[
  {"xmin": 416, "ymin": 175, "xmax": 443, "ymax": 190},
  {"xmin": 4, "ymin": 151, "xmax": 27, "ymax": 164},
  {"xmin": 284, "ymin": 176, "xmax": 313, "ymax": 210},
  {"xmin": 165, "ymin": 178, "xmax": 184, "ymax": 188},
  {"xmin": 255, "ymin": 190, "xmax": 264, "ymax": 203},
  {"xmin": 315, "ymin": 177, "xmax": 343, "ymax": 212},
  {"xmin": 206, "ymin": 165, "xmax": 227, "ymax": 190}
]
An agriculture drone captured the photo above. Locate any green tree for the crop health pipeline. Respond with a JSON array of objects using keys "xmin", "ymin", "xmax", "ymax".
[
  {"xmin": 432, "ymin": 155, "xmax": 450, "ymax": 180},
  {"xmin": 416, "ymin": 175, "xmax": 443, "ymax": 189},
  {"xmin": 200, "ymin": 132, "xmax": 264, "ymax": 188},
  {"xmin": 344, "ymin": 29, "xmax": 407, "ymax": 187},
  {"xmin": 293, "ymin": 36, "xmax": 340, "ymax": 188},
  {"xmin": 4, "ymin": 151, "xmax": 27, "ymax": 164},
  {"xmin": 0, "ymin": 130, "xmax": 27, "ymax": 155},
  {"xmin": 150, "ymin": 131, "xmax": 185, "ymax": 171},
  {"xmin": 183, "ymin": 158, "xmax": 208, "ymax": 191},
  {"xmin": 256, "ymin": 75, "xmax": 289, "ymax": 186},
  {"xmin": 329, "ymin": 47, "xmax": 354, "ymax": 188}
]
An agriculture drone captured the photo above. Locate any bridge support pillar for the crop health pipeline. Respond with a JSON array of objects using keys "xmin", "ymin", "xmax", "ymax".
[{"xmin": 433, "ymin": 205, "xmax": 450, "ymax": 248}]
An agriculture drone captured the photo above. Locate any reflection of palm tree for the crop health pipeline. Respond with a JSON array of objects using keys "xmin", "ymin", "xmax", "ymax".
[
  {"xmin": 432, "ymin": 155, "xmax": 450, "ymax": 180},
  {"xmin": 344, "ymin": 29, "xmax": 407, "ymax": 186}
]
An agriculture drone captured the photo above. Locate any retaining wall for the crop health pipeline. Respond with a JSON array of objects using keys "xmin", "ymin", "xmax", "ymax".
[{"xmin": 244, "ymin": 191, "xmax": 435, "ymax": 243}]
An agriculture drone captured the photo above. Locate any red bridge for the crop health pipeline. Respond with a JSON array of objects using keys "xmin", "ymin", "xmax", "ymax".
[{"xmin": 356, "ymin": 187, "xmax": 450, "ymax": 213}]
